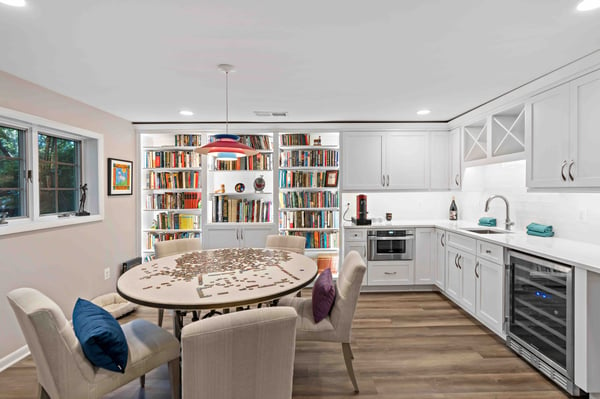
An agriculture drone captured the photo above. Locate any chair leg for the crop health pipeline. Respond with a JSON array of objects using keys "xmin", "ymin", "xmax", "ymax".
[
  {"xmin": 139, "ymin": 374, "xmax": 146, "ymax": 387},
  {"xmin": 38, "ymin": 384, "xmax": 50, "ymax": 399},
  {"xmin": 168, "ymin": 358, "xmax": 181, "ymax": 399},
  {"xmin": 342, "ymin": 343, "xmax": 359, "ymax": 393},
  {"xmin": 158, "ymin": 308, "xmax": 164, "ymax": 327}
]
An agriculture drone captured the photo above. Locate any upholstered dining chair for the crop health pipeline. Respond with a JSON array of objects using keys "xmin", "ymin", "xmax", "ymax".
[
  {"xmin": 154, "ymin": 237, "xmax": 202, "ymax": 326},
  {"xmin": 7, "ymin": 287, "xmax": 180, "ymax": 399},
  {"xmin": 265, "ymin": 234, "xmax": 306, "ymax": 254},
  {"xmin": 278, "ymin": 250, "xmax": 366, "ymax": 392},
  {"xmin": 180, "ymin": 306, "xmax": 298, "ymax": 399}
]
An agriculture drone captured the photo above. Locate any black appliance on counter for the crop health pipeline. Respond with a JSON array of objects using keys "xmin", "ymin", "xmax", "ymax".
[{"xmin": 351, "ymin": 194, "xmax": 371, "ymax": 225}]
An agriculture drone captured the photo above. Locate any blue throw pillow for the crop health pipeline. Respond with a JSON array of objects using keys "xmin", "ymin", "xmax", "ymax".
[
  {"xmin": 72, "ymin": 298, "xmax": 128, "ymax": 373},
  {"xmin": 312, "ymin": 268, "xmax": 336, "ymax": 323}
]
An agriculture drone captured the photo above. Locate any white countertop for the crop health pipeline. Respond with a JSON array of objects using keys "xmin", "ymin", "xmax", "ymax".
[{"xmin": 344, "ymin": 219, "xmax": 600, "ymax": 274}]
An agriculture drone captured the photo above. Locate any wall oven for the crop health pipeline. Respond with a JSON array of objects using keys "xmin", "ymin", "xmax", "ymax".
[
  {"xmin": 367, "ymin": 229, "xmax": 414, "ymax": 261},
  {"xmin": 506, "ymin": 250, "xmax": 580, "ymax": 396}
]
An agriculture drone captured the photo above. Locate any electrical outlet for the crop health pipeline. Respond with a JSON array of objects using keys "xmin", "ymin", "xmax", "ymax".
[{"xmin": 104, "ymin": 267, "xmax": 110, "ymax": 280}]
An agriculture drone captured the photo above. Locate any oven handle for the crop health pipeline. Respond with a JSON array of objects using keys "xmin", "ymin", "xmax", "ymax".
[{"xmin": 367, "ymin": 236, "xmax": 414, "ymax": 241}]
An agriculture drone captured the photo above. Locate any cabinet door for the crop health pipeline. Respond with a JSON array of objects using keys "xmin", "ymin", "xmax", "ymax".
[
  {"xmin": 344, "ymin": 242, "xmax": 368, "ymax": 286},
  {"xmin": 415, "ymin": 228, "xmax": 434, "ymax": 284},
  {"xmin": 342, "ymin": 132, "xmax": 384, "ymax": 190},
  {"xmin": 476, "ymin": 258, "xmax": 504, "ymax": 335},
  {"xmin": 241, "ymin": 225, "xmax": 277, "ymax": 248},
  {"xmin": 527, "ymin": 84, "xmax": 571, "ymax": 188},
  {"xmin": 203, "ymin": 226, "xmax": 240, "ymax": 249},
  {"xmin": 450, "ymin": 128, "xmax": 461, "ymax": 189},
  {"xmin": 571, "ymin": 70, "xmax": 600, "ymax": 187},
  {"xmin": 435, "ymin": 229, "xmax": 446, "ymax": 290},
  {"xmin": 430, "ymin": 132, "xmax": 450, "ymax": 190},
  {"xmin": 445, "ymin": 247, "xmax": 462, "ymax": 302},
  {"xmin": 386, "ymin": 132, "xmax": 429, "ymax": 189},
  {"xmin": 459, "ymin": 251, "xmax": 477, "ymax": 314},
  {"xmin": 367, "ymin": 261, "xmax": 414, "ymax": 286}
]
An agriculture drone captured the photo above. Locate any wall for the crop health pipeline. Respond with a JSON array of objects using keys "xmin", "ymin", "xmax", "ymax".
[{"xmin": 0, "ymin": 71, "xmax": 137, "ymax": 362}]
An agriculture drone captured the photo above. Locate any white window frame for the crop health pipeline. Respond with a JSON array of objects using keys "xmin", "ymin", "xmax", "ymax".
[{"xmin": 0, "ymin": 106, "xmax": 104, "ymax": 236}]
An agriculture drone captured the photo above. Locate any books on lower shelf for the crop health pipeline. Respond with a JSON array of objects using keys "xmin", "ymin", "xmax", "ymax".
[
  {"xmin": 145, "ymin": 192, "xmax": 201, "ymax": 209},
  {"xmin": 211, "ymin": 153, "xmax": 272, "ymax": 171},
  {"xmin": 279, "ymin": 210, "xmax": 339, "ymax": 229},
  {"xmin": 278, "ymin": 190, "xmax": 339, "ymax": 208},
  {"xmin": 278, "ymin": 170, "xmax": 331, "ymax": 188},
  {"xmin": 212, "ymin": 196, "xmax": 272, "ymax": 223},
  {"xmin": 146, "ymin": 170, "xmax": 200, "ymax": 189},
  {"xmin": 154, "ymin": 212, "xmax": 200, "ymax": 230},
  {"xmin": 145, "ymin": 231, "xmax": 201, "ymax": 250},
  {"xmin": 285, "ymin": 231, "xmax": 338, "ymax": 249}
]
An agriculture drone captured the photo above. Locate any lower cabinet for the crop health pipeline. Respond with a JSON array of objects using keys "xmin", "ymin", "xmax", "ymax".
[
  {"xmin": 203, "ymin": 224, "xmax": 276, "ymax": 249},
  {"xmin": 434, "ymin": 229, "xmax": 446, "ymax": 289},
  {"xmin": 343, "ymin": 228, "xmax": 368, "ymax": 286},
  {"xmin": 475, "ymin": 258, "xmax": 504, "ymax": 334},
  {"xmin": 367, "ymin": 260, "xmax": 414, "ymax": 285},
  {"xmin": 415, "ymin": 228, "xmax": 435, "ymax": 284}
]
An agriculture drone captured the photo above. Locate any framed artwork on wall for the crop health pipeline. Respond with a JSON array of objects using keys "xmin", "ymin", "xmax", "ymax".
[{"xmin": 108, "ymin": 158, "xmax": 133, "ymax": 195}]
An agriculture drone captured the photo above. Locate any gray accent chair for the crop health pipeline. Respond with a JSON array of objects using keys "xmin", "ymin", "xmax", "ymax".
[
  {"xmin": 278, "ymin": 250, "xmax": 366, "ymax": 392},
  {"xmin": 7, "ymin": 287, "xmax": 180, "ymax": 399},
  {"xmin": 265, "ymin": 234, "xmax": 306, "ymax": 254},
  {"xmin": 181, "ymin": 307, "xmax": 298, "ymax": 399},
  {"xmin": 154, "ymin": 237, "xmax": 202, "ymax": 326}
]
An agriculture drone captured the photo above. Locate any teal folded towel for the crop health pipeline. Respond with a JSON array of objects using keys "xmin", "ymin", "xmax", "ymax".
[
  {"xmin": 526, "ymin": 223, "xmax": 553, "ymax": 234},
  {"xmin": 527, "ymin": 229, "xmax": 555, "ymax": 237},
  {"xmin": 479, "ymin": 217, "xmax": 497, "ymax": 227}
]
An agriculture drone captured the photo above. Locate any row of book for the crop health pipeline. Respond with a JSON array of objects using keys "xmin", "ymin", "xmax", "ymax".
[
  {"xmin": 279, "ymin": 210, "xmax": 339, "ymax": 229},
  {"xmin": 279, "ymin": 133, "xmax": 311, "ymax": 146},
  {"xmin": 212, "ymin": 197, "xmax": 272, "ymax": 223},
  {"xmin": 279, "ymin": 170, "xmax": 336, "ymax": 188},
  {"xmin": 279, "ymin": 149, "xmax": 339, "ymax": 168},
  {"xmin": 237, "ymin": 135, "xmax": 273, "ymax": 150},
  {"xmin": 146, "ymin": 171, "xmax": 201, "ymax": 189},
  {"xmin": 278, "ymin": 190, "xmax": 339, "ymax": 209},
  {"xmin": 144, "ymin": 150, "xmax": 201, "ymax": 169},
  {"xmin": 211, "ymin": 153, "xmax": 273, "ymax": 171},
  {"xmin": 145, "ymin": 232, "xmax": 201, "ymax": 250},
  {"xmin": 153, "ymin": 212, "xmax": 200, "ymax": 230},
  {"xmin": 174, "ymin": 134, "xmax": 201, "ymax": 147},
  {"xmin": 145, "ymin": 192, "xmax": 201, "ymax": 210},
  {"xmin": 285, "ymin": 231, "xmax": 339, "ymax": 249}
]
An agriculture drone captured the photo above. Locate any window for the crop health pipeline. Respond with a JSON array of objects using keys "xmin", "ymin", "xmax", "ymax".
[
  {"xmin": 0, "ymin": 107, "xmax": 104, "ymax": 235},
  {"xmin": 0, "ymin": 125, "xmax": 26, "ymax": 218},
  {"xmin": 38, "ymin": 133, "xmax": 81, "ymax": 215}
]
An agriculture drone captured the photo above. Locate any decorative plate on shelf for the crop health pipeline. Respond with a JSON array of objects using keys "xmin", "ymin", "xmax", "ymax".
[
  {"xmin": 235, "ymin": 183, "xmax": 245, "ymax": 193},
  {"xmin": 253, "ymin": 175, "xmax": 266, "ymax": 192}
]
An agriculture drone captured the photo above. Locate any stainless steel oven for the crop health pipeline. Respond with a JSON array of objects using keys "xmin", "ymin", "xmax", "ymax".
[
  {"xmin": 367, "ymin": 229, "xmax": 414, "ymax": 261},
  {"xmin": 506, "ymin": 250, "xmax": 580, "ymax": 396}
]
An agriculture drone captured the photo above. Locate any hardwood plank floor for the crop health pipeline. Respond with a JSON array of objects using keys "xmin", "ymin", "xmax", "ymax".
[{"xmin": 0, "ymin": 291, "xmax": 571, "ymax": 398}]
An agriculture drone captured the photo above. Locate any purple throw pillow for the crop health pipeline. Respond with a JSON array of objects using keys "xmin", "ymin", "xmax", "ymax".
[{"xmin": 312, "ymin": 268, "xmax": 336, "ymax": 323}]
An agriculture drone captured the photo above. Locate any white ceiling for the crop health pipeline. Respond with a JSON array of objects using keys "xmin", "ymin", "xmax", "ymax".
[{"xmin": 1, "ymin": 1, "xmax": 599, "ymax": 123}]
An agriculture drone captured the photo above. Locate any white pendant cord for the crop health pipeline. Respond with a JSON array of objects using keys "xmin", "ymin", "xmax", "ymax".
[{"xmin": 225, "ymin": 70, "xmax": 229, "ymax": 135}]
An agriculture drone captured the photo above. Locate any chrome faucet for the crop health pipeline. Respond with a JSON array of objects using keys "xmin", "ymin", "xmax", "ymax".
[{"xmin": 485, "ymin": 195, "xmax": 514, "ymax": 230}]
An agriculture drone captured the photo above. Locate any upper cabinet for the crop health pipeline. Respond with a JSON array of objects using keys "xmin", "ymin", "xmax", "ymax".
[
  {"xmin": 342, "ymin": 131, "xmax": 430, "ymax": 191},
  {"xmin": 527, "ymin": 69, "xmax": 600, "ymax": 188},
  {"xmin": 450, "ymin": 128, "xmax": 462, "ymax": 190}
]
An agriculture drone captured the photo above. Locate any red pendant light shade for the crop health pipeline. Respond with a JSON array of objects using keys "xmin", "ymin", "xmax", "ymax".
[{"xmin": 195, "ymin": 134, "xmax": 258, "ymax": 157}]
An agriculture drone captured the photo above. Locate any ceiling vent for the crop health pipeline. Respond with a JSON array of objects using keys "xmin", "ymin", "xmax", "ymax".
[{"xmin": 254, "ymin": 111, "xmax": 288, "ymax": 117}]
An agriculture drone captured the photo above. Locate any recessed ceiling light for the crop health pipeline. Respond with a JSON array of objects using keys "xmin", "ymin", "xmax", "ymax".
[
  {"xmin": 0, "ymin": 0, "xmax": 26, "ymax": 6},
  {"xmin": 417, "ymin": 109, "xmax": 431, "ymax": 116},
  {"xmin": 577, "ymin": 0, "xmax": 600, "ymax": 11},
  {"xmin": 179, "ymin": 110, "xmax": 194, "ymax": 116}
]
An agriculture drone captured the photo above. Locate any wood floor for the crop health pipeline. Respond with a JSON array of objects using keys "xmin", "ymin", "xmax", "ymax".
[{"xmin": 0, "ymin": 291, "xmax": 571, "ymax": 398}]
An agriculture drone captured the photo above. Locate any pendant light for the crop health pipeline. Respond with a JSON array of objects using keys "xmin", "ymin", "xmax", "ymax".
[{"xmin": 195, "ymin": 64, "xmax": 258, "ymax": 158}]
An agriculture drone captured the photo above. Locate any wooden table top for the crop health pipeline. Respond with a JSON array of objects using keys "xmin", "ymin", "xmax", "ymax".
[{"xmin": 117, "ymin": 247, "xmax": 318, "ymax": 310}]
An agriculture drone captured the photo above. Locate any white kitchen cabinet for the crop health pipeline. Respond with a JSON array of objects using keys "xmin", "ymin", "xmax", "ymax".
[
  {"xmin": 445, "ymin": 246, "xmax": 462, "ymax": 302},
  {"xmin": 343, "ymin": 228, "xmax": 368, "ymax": 286},
  {"xmin": 430, "ymin": 132, "xmax": 450, "ymax": 190},
  {"xmin": 450, "ymin": 128, "xmax": 461, "ymax": 190},
  {"xmin": 415, "ymin": 228, "xmax": 435, "ymax": 284},
  {"xmin": 434, "ymin": 229, "xmax": 446, "ymax": 289},
  {"xmin": 459, "ymin": 250, "xmax": 477, "ymax": 314},
  {"xmin": 203, "ymin": 224, "xmax": 275, "ymax": 249},
  {"xmin": 342, "ymin": 131, "xmax": 429, "ymax": 190},
  {"xmin": 527, "ymin": 69, "xmax": 600, "ymax": 188},
  {"xmin": 367, "ymin": 260, "xmax": 414, "ymax": 286},
  {"xmin": 475, "ymin": 257, "xmax": 504, "ymax": 335}
]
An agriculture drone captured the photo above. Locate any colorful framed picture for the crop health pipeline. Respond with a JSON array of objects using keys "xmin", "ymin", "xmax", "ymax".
[
  {"xmin": 324, "ymin": 170, "xmax": 339, "ymax": 187},
  {"xmin": 108, "ymin": 158, "xmax": 133, "ymax": 195}
]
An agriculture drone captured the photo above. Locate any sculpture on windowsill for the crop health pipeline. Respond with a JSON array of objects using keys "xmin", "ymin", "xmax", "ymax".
[{"xmin": 76, "ymin": 183, "xmax": 90, "ymax": 216}]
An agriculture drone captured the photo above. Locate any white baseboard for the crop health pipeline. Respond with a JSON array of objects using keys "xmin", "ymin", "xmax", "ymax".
[{"xmin": 0, "ymin": 346, "xmax": 30, "ymax": 373}]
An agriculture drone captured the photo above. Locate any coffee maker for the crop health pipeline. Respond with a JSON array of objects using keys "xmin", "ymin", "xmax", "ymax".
[{"xmin": 351, "ymin": 194, "xmax": 371, "ymax": 225}]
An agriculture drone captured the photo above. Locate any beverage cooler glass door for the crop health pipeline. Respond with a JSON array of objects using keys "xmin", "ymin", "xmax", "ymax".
[{"xmin": 508, "ymin": 250, "xmax": 573, "ymax": 376}]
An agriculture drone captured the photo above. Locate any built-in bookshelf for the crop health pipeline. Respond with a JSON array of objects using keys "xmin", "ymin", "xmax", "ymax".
[
  {"xmin": 278, "ymin": 132, "xmax": 340, "ymax": 274},
  {"xmin": 141, "ymin": 133, "xmax": 203, "ymax": 259}
]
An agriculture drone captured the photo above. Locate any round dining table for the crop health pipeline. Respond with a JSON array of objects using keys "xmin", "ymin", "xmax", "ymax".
[{"xmin": 117, "ymin": 247, "xmax": 318, "ymax": 338}]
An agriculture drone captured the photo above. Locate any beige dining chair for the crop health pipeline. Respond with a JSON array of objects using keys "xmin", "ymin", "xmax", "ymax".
[
  {"xmin": 278, "ymin": 250, "xmax": 366, "ymax": 392},
  {"xmin": 7, "ymin": 287, "xmax": 180, "ymax": 399},
  {"xmin": 265, "ymin": 234, "xmax": 306, "ymax": 254},
  {"xmin": 181, "ymin": 306, "xmax": 298, "ymax": 399},
  {"xmin": 154, "ymin": 237, "xmax": 202, "ymax": 326}
]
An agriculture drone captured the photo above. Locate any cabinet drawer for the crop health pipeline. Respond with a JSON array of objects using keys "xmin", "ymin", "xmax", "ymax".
[
  {"xmin": 477, "ymin": 241, "xmax": 504, "ymax": 264},
  {"xmin": 447, "ymin": 232, "xmax": 476, "ymax": 254},
  {"xmin": 345, "ymin": 229, "xmax": 366, "ymax": 242},
  {"xmin": 367, "ymin": 261, "xmax": 414, "ymax": 286}
]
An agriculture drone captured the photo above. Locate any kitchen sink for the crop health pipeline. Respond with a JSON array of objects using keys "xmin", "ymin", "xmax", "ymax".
[{"xmin": 460, "ymin": 228, "xmax": 513, "ymax": 234}]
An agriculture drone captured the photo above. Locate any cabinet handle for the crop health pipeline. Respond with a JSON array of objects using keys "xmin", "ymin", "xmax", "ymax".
[
  {"xmin": 561, "ymin": 160, "xmax": 567, "ymax": 181},
  {"xmin": 455, "ymin": 174, "xmax": 460, "ymax": 186},
  {"xmin": 454, "ymin": 254, "xmax": 459, "ymax": 268},
  {"xmin": 386, "ymin": 174, "xmax": 390, "ymax": 186},
  {"xmin": 440, "ymin": 233, "xmax": 445, "ymax": 248},
  {"xmin": 381, "ymin": 175, "xmax": 385, "ymax": 187},
  {"xmin": 485, "ymin": 249, "xmax": 492, "ymax": 254},
  {"xmin": 475, "ymin": 261, "xmax": 480, "ymax": 278},
  {"xmin": 384, "ymin": 271, "xmax": 397, "ymax": 275},
  {"xmin": 442, "ymin": 233, "xmax": 446, "ymax": 247},
  {"xmin": 568, "ymin": 160, "xmax": 575, "ymax": 181},
  {"xmin": 457, "ymin": 255, "xmax": 462, "ymax": 269},
  {"xmin": 236, "ymin": 228, "xmax": 240, "ymax": 241}
]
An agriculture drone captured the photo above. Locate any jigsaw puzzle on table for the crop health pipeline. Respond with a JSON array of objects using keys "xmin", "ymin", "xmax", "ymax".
[{"xmin": 137, "ymin": 248, "xmax": 304, "ymax": 298}]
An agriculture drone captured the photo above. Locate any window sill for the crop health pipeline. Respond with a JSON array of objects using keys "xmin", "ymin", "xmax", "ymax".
[{"xmin": 0, "ymin": 214, "xmax": 104, "ymax": 236}]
